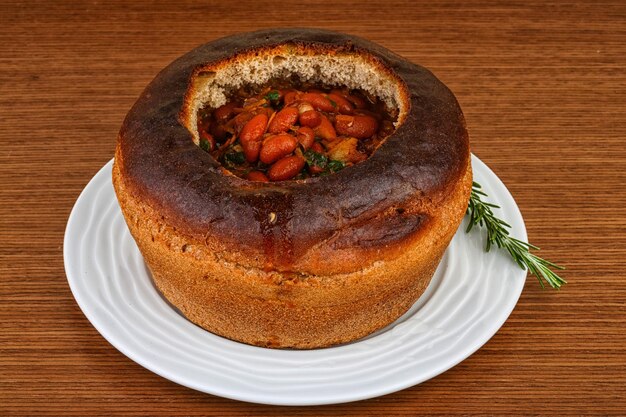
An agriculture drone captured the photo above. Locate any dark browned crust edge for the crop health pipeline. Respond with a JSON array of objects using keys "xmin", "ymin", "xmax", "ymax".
[{"xmin": 114, "ymin": 27, "xmax": 471, "ymax": 274}]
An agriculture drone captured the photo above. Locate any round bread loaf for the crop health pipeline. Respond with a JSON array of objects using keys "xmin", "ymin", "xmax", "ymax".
[{"xmin": 112, "ymin": 28, "xmax": 472, "ymax": 349}]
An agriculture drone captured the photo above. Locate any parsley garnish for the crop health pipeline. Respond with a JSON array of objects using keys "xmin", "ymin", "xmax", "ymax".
[
  {"xmin": 304, "ymin": 149, "xmax": 328, "ymax": 167},
  {"xmin": 326, "ymin": 159, "xmax": 345, "ymax": 172},
  {"xmin": 304, "ymin": 150, "xmax": 345, "ymax": 174},
  {"xmin": 199, "ymin": 138, "xmax": 212, "ymax": 152},
  {"xmin": 264, "ymin": 90, "xmax": 280, "ymax": 102},
  {"xmin": 223, "ymin": 151, "xmax": 246, "ymax": 168}
]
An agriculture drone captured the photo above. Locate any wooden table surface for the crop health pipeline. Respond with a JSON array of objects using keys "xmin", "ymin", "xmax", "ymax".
[{"xmin": 2, "ymin": 1, "xmax": 625, "ymax": 415}]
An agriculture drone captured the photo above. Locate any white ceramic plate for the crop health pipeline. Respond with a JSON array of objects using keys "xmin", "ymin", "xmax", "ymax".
[{"xmin": 64, "ymin": 154, "xmax": 526, "ymax": 406}]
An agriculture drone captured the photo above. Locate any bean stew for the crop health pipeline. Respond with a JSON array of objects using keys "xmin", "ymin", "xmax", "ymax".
[{"xmin": 196, "ymin": 82, "xmax": 397, "ymax": 181}]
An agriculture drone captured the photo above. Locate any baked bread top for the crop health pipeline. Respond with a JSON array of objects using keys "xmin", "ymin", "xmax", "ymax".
[{"xmin": 115, "ymin": 28, "xmax": 470, "ymax": 276}]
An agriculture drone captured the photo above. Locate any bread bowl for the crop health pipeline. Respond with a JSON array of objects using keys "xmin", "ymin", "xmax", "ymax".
[{"xmin": 112, "ymin": 28, "xmax": 472, "ymax": 349}]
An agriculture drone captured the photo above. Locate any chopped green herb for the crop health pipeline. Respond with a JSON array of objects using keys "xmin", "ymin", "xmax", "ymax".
[
  {"xmin": 304, "ymin": 149, "xmax": 328, "ymax": 168},
  {"xmin": 223, "ymin": 151, "xmax": 246, "ymax": 168},
  {"xmin": 199, "ymin": 138, "xmax": 211, "ymax": 152},
  {"xmin": 328, "ymin": 98, "xmax": 337, "ymax": 108},
  {"xmin": 304, "ymin": 149, "xmax": 345, "ymax": 174},
  {"xmin": 264, "ymin": 90, "xmax": 280, "ymax": 102},
  {"xmin": 326, "ymin": 159, "xmax": 345, "ymax": 173}
]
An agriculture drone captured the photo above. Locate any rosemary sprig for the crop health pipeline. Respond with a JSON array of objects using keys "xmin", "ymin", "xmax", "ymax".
[{"xmin": 466, "ymin": 181, "xmax": 566, "ymax": 289}]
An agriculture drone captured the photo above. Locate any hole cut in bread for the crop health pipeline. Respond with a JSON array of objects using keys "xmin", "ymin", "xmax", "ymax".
[{"xmin": 182, "ymin": 44, "xmax": 409, "ymax": 144}]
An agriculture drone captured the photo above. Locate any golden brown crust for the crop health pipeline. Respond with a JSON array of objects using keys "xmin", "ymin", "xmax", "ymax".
[
  {"xmin": 112, "ymin": 28, "xmax": 472, "ymax": 348},
  {"xmin": 113, "ymin": 157, "xmax": 471, "ymax": 348}
]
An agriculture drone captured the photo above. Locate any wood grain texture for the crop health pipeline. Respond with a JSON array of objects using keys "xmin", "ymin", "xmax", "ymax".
[{"xmin": 1, "ymin": 0, "xmax": 624, "ymax": 415}]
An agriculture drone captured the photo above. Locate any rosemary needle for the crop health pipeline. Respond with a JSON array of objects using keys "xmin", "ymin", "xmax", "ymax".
[{"xmin": 466, "ymin": 181, "xmax": 566, "ymax": 289}]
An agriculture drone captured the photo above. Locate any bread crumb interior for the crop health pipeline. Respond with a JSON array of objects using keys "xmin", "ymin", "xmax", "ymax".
[{"xmin": 185, "ymin": 46, "xmax": 408, "ymax": 144}]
